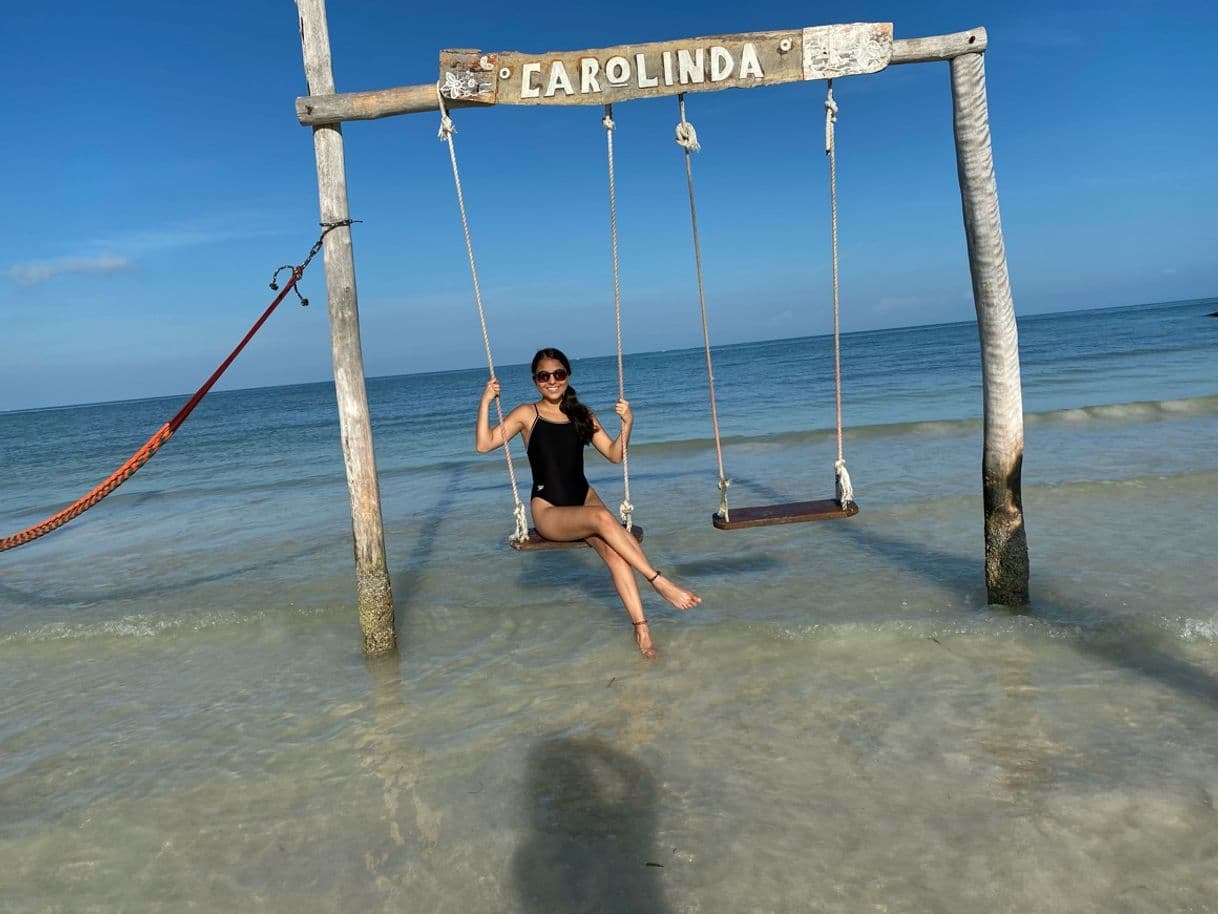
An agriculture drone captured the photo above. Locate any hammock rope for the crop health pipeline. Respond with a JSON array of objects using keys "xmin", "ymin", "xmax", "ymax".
[
  {"xmin": 0, "ymin": 221, "xmax": 349, "ymax": 554},
  {"xmin": 436, "ymin": 85, "xmax": 529, "ymax": 544},
  {"xmin": 675, "ymin": 93, "xmax": 732, "ymax": 523},
  {"xmin": 602, "ymin": 105, "xmax": 634, "ymax": 531}
]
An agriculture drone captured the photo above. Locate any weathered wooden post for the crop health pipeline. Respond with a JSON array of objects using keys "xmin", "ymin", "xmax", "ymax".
[
  {"xmin": 296, "ymin": 0, "xmax": 396, "ymax": 653},
  {"xmin": 949, "ymin": 47, "xmax": 1029, "ymax": 605}
]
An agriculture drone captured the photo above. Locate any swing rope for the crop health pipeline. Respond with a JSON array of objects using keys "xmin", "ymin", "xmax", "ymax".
[
  {"xmin": 0, "ymin": 221, "xmax": 347, "ymax": 554},
  {"xmin": 825, "ymin": 81, "xmax": 855, "ymax": 508},
  {"xmin": 602, "ymin": 105, "xmax": 634, "ymax": 531},
  {"xmin": 675, "ymin": 93, "xmax": 731, "ymax": 523},
  {"xmin": 436, "ymin": 85, "xmax": 529, "ymax": 544}
]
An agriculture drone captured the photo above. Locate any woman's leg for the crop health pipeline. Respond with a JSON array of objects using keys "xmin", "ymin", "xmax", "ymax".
[
  {"xmin": 532, "ymin": 493, "xmax": 700, "ymax": 611},
  {"xmin": 586, "ymin": 534, "xmax": 656, "ymax": 659}
]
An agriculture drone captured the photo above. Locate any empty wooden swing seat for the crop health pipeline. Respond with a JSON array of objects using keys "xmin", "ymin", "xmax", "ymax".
[
  {"xmin": 510, "ymin": 524, "xmax": 644, "ymax": 551},
  {"xmin": 713, "ymin": 499, "xmax": 858, "ymax": 530}
]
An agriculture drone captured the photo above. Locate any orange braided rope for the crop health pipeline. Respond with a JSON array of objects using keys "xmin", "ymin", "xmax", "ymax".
[
  {"xmin": 1, "ymin": 223, "xmax": 348, "ymax": 554},
  {"xmin": 1, "ymin": 422, "xmax": 174, "ymax": 552}
]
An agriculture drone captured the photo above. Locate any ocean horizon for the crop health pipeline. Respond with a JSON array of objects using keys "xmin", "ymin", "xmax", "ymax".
[{"xmin": 5, "ymin": 296, "xmax": 1208, "ymax": 417}]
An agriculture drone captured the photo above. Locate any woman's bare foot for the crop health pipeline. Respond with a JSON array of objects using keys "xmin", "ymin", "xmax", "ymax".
[
  {"xmin": 648, "ymin": 572, "xmax": 700, "ymax": 611},
  {"xmin": 632, "ymin": 620, "xmax": 658, "ymax": 660}
]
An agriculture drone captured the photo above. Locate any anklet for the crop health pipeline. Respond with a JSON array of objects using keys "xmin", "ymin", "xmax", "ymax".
[
  {"xmin": 632, "ymin": 619, "xmax": 648, "ymax": 627},
  {"xmin": 646, "ymin": 570, "xmax": 662, "ymax": 583}
]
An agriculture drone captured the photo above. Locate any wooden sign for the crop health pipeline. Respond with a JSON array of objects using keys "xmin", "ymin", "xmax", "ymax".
[{"xmin": 439, "ymin": 23, "xmax": 893, "ymax": 107}]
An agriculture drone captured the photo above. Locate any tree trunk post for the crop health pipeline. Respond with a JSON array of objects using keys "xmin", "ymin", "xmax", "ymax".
[
  {"xmin": 950, "ymin": 50, "xmax": 1030, "ymax": 605},
  {"xmin": 296, "ymin": 0, "xmax": 396, "ymax": 653}
]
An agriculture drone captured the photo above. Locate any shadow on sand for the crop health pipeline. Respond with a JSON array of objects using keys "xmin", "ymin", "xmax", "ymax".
[
  {"xmin": 0, "ymin": 541, "xmax": 333, "ymax": 607},
  {"xmin": 513, "ymin": 736, "xmax": 672, "ymax": 914},
  {"xmin": 833, "ymin": 519, "xmax": 1218, "ymax": 709},
  {"xmin": 389, "ymin": 463, "xmax": 469, "ymax": 608}
]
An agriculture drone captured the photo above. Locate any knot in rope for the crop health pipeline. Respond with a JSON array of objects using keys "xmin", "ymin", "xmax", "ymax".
[
  {"xmin": 835, "ymin": 458, "xmax": 855, "ymax": 509},
  {"xmin": 824, "ymin": 82, "xmax": 838, "ymax": 155},
  {"xmin": 716, "ymin": 476, "xmax": 732, "ymax": 522},
  {"xmin": 435, "ymin": 82, "xmax": 456, "ymax": 140},
  {"xmin": 510, "ymin": 501, "xmax": 529, "ymax": 544},
  {"xmin": 618, "ymin": 498, "xmax": 634, "ymax": 530},
  {"xmin": 675, "ymin": 120, "xmax": 700, "ymax": 153},
  {"xmin": 271, "ymin": 267, "xmax": 309, "ymax": 306},
  {"xmin": 305, "ymin": 219, "xmax": 357, "ymax": 269},
  {"xmin": 602, "ymin": 112, "xmax": 615, "ymax": 131}
]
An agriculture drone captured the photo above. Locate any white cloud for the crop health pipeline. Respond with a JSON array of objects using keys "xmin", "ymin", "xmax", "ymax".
[
  {"xmin": 87, "ymin": 223, "xmax": 279, "ymax": 257},
  {"xmin": 7, "ymin": 215, "xmax": 286, "ymax": 286},
  {"xmin": 7, "ymin": 255, "xmax": 134, "ymax": 286}
]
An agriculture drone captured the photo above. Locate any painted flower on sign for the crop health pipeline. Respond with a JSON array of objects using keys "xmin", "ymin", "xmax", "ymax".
[{"xmin": 442, "ymin": 70, "xmax": 491, "ymax": 100}]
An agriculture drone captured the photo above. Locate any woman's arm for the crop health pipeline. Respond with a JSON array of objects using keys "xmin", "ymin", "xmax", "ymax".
[
  {"xmin": 591, "ymin": 398, "xmax": 633, "ymax": 464},
  {"xmin": 475, "ymin": 379, "xmax": 526, "ymax": 452}
]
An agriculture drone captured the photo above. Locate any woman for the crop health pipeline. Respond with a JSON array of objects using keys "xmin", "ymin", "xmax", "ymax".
[{"xmin": 475, "ymin": 348, "xmax": 700, "ymax": 659}]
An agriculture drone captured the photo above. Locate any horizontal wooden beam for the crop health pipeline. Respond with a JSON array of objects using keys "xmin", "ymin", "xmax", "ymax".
[
  {"xmin": 295, "ymin": 27, "xmax": 987, "ymax": 126},
  {"xmin": 890, "ymin": 27, "xmax": 987, "ymax": 64},
  {"xmin": 296, "ymin": 83, "xmax": 442, "ymax": 125}
]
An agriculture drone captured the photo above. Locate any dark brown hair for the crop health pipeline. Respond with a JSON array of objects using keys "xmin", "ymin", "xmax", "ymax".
[{"xmin": 531, "ymin": 347, "xmax": 595, "ymax": 444}]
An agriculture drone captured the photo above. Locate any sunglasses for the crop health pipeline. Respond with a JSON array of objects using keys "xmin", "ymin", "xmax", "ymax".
[{"xmin": 533, "ymin": 369, "xmax": 569, "ymax": 383}]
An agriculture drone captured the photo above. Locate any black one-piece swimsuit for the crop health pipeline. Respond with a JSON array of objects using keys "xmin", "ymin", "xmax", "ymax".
[{"xmin": 526, "ymin": 406, "xmax": 589, "ymax": 507}]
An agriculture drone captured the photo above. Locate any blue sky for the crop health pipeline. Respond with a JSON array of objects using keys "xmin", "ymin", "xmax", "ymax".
[{"xmin": 3, "ymin": 0, "xmax": 1215, "ymax": 411}]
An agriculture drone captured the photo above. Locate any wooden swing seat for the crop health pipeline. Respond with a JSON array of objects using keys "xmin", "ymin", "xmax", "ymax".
[
  {"xmin": 713, "ymin": 499, "xmax": 858, "ymax": 530},
  {"xmin": 510, "ymin": 524, "xmax": 645, "ymax": 551}
]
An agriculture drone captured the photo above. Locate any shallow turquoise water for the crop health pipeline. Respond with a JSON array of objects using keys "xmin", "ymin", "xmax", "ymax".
[{"xmin": 1, "ymin": 300, "xmax": 1216, "ymax": 912}]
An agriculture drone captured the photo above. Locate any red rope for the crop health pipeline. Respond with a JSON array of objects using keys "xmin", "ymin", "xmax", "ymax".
[
  {"xmin": 169, "ymin": 269, "xmax": 301, "ymax": 434},
  {"xmin": 1, "ymin": 267, "xmax": 306, "ymax": 553}
]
